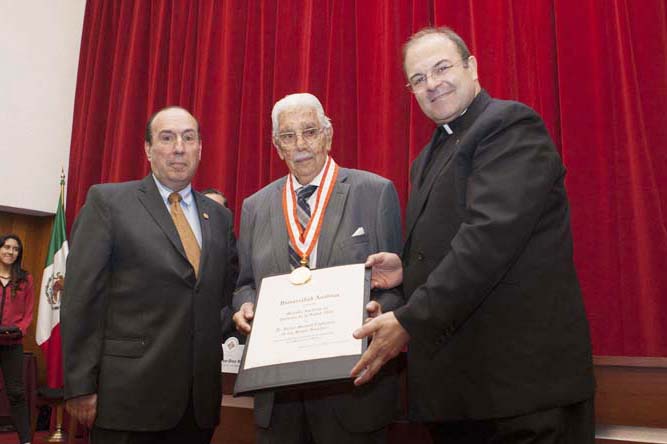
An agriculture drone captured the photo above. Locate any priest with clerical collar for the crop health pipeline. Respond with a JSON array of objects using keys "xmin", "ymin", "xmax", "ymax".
[{"xmin": 352, "ymin": 25, "xmax": 595, "ymax": 444}]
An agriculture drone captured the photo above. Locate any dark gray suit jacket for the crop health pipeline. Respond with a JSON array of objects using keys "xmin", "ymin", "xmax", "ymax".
[
  {"xmin": 395, "ymin": 90, "xmax": 594, "ymax": 422},
  {"xmin": 62, "ymin": 175, "xmax": 236, "ymax": 431},
  {"xmin": 233, "ymin": 167, "xmax": 403, "ymax": 433}
]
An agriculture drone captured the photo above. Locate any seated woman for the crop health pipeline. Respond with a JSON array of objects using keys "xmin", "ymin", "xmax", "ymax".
[{"xmin": 0, "ymin": 234, "xmax": 34, "ymax": 444}]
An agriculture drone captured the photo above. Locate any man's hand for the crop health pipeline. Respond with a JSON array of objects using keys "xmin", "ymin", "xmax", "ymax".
[
  {"xmin": 365, "ymin": 252, "xmax": 403, "ymax": 289},
  {"xmin": 365, "ymin": 300, "xmax": 382, "ymax": 322},
  {"xmin": 66, "ymin": 393, "xmax": 97, "ymax": 428},
  {"xmin": 350, "ymin": 311, "xmax": 410, "ymax": 386},
  {"xmin": 233, "ymin": 302, "xmax": 255, "ymax": 334}
]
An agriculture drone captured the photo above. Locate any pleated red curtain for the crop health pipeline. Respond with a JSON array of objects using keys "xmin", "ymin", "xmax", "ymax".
[
  {"xmin": 555, "ymin": 0, "xmax": 667, "ymax": 355},
  {"xmin": 66, "ymin": 0, "xmax": 667, "ymax": 356}
]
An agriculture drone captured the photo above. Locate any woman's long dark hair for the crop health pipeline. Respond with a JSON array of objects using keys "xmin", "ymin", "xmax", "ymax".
[{"xmin": 0, "ymin": 234, "xmax": 29, "ymax": 297}]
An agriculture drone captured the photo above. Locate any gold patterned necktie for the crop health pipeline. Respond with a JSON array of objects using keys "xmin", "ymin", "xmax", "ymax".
[{"xmin": 168, "ymin": 192, "xmax": 201, "ymax": 278}]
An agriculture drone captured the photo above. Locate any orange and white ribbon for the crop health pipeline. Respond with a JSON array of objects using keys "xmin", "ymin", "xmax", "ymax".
[{"xmin": 282, "ymin": 156, "xmax": 339, "ymax": 265}]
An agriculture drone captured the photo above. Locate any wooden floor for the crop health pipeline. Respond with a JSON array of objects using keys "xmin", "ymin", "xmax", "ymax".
[
  {"xmin": 0, "ymin": 430, "xmax": 86, "ymax": 444},
  {"xmin": 2, "ymin": 421, "xmax": 664, "ymax": 444}
]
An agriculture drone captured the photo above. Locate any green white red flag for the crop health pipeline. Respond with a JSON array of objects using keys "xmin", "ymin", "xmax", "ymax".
[{"xmin": 36, "ymin": 174, "xmax": 68, "ymax": 388}]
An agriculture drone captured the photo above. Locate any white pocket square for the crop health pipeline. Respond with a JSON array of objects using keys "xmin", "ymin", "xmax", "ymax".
[{"xmin": 352, "ymin": 227, "xmax": 365, "ymax": 237}]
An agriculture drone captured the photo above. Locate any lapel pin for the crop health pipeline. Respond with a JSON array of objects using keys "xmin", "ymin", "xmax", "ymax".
[{"xmin": 202, "ymin": 212, "xmax": 209, "ymax": 220}]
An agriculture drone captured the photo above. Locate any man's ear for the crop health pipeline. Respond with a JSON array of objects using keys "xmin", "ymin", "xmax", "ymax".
[
  {"xmin": 274, "ymin": 138, "xmax": 286, "ymax": 160},
  {"xmin": 467, "ymin": 56, "xmax": 479, "ymax": 82},
  {"xmin": 324, "ymin": 126, "xmax": 333, "ymax": 152},
  {"xmin": 144, "ymin": 142, "xmax": 152, "ymax": 161}
]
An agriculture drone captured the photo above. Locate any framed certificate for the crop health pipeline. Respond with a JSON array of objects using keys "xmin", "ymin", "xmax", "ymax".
[{"xmin": 233, "ymin": 263, "xmax": 370, "ymax": 396}]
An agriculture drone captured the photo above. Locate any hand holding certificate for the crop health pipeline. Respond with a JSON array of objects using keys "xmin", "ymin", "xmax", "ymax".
[{"xmin": 234, "ymin": 263, "xmax": 370, "ymax": 396}]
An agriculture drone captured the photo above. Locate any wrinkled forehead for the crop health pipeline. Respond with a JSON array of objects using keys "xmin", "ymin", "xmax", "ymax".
[{"xmin": 277, "ymin": 107, "xmax": 319, "ymax": 130}]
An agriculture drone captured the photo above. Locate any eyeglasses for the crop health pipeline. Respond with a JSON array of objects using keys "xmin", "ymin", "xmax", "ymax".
[
  {"xmin": 276, "ymin": 127, "xmax": 324, "ymax": 147},
  {"xmin": 156, "ymin": 130, "xmax": 200, "ymax": 147},
  {"xmin": 406, "ymin": 59, "xmax": 469, "ymax": 93}
]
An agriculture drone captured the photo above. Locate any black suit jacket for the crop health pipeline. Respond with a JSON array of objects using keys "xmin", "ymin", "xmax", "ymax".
[
  {"xmin": 395, "ymin": 91, "xmax": 595, "ymax": 421},
  {"xmin": 62, "ymin": 175, "xmax": 236, "ymax": 431}
]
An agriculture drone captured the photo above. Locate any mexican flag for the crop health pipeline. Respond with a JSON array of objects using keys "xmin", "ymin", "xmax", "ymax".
[{"xmin": 36, "ymin": 178, "xmax": 68, "ymax": 388}]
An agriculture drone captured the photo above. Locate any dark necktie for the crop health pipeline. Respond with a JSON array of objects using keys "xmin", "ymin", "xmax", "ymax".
[
  {"xmin": 168, "ymin": 192, "xmax": 201, "ymax": 277},
  {"xmin": 288, "ymin": 184, "xmax": 318, "ymax": 269}
]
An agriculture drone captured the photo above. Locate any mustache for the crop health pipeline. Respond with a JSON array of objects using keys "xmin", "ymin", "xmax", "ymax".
[{"xmin": 291, "ymin": 152, "xmax": 313, "ymax": 162}]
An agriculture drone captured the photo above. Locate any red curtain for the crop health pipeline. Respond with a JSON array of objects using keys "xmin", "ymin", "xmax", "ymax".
[{"xmin": 66, "ymin": 0, "xmax": 667, "ymax": 356}]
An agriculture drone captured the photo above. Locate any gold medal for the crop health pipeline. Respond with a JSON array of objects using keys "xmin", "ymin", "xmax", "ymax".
[{"xmin": 289, "ymin": 266, "xmax": 312, "ymax": 285}]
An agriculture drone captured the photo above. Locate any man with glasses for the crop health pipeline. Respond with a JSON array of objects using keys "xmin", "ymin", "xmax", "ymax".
[
  {"xmin": 62, "ymin": 106, "xmax": 237, "ymax": 443},
  {"xmin": 351, "ymin": 27, "xmax": 595, "ymax": 443},
  {"xmin": 233, "ymin": 93, "xmax": 402, "ymax": 443}
]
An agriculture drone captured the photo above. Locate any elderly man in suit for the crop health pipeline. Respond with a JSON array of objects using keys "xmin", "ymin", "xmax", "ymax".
[
  {"xmin": 232, "ymin": 93, "xmax": 402, "ymax": 443},
  {"xmin": 62, "ymin": 106, "xmax": 237, "ymax": 444},
  {"xmin": 352, "ymin": 27, "xmax": 595, "ymax": 443}
]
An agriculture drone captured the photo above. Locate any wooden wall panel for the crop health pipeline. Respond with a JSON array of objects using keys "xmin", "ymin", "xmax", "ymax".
[
  {"xmin": 594, "ymin": 356, "xmax": 667, "ymax": 428},
  {"xmin": 0, "ymin": 210, "xmax": 54, "ymax": 386},
  {"xmin": 213, "ymin": 405, "xmax": 254, "ymax": 444},
  {"xmin": 216, "ymin": 357, "xmax": 667, "ymax": 443}
]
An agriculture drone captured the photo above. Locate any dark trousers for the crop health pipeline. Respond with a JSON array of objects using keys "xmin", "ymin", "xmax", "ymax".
[
  {"xmin": 0, "ymin": 344, "xmax": 30, "ymax": 443},
  {"xmin": 91, "ymin": 396, "xmax": 214, "ymax": 444},
  {"xmin": 428, "ymin": 398, "xmax": 595, "ymax": 444},
  {"xmin": 256, "ymin": 390, "xmax": 387, "ymax": 444}
]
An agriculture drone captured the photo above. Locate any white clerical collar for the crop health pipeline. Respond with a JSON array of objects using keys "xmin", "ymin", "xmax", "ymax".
[
  {"xmin": 290, "ymin": 157, "xmax": 328, "ymax": 191},
  {"xmin": 152, "ymin": 174, "xmax": 194, "ymax": 206},
  {"xmin": 442, "ymin": 108, "xmax": 468, "ymax": 135}
]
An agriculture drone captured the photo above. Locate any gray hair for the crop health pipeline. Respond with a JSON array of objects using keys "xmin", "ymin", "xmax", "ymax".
[{"xmin": 271, "ymin": 93, "xmax": 332, "ymax": 137}]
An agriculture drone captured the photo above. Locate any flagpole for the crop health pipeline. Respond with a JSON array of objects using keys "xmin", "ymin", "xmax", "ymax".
[
  {"xmin": 39, "ymin": 170, "xmax": 69, "ymax": 443},
  {"xmin": 60, "ymin": 168, "xmax": 65, "ymax": 205}
]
